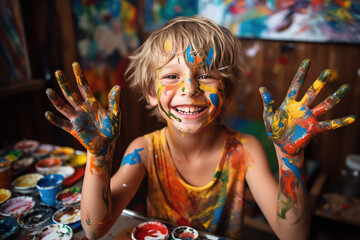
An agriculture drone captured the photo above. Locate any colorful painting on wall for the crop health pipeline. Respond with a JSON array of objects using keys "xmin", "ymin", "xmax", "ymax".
[
  {"xmin": 0, "ymin": 0, "xmax": 31, "ymax": 86},
  {"xmin": 145, "ymin": 0, "xmax": 360, "ymax": 43},
  {"xmin": 72, "ymin": 0, "xmax": 140, "ymax": 105}
]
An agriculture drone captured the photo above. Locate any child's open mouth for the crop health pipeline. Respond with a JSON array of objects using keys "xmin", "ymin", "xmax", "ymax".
[{"xmin": 174, "ymin": 106, "xmax": 206, "ymax": 115}]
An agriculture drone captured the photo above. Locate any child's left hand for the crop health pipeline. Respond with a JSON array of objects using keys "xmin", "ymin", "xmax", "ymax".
[{"xmin": 259, "ymin": 59, "xmax": 355, "ymax": 156}]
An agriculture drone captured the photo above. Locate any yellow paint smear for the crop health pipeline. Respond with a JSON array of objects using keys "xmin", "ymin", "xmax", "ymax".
[{"xmin": 163, "ymin": 39, "xmax": 173, "ymax": 53}]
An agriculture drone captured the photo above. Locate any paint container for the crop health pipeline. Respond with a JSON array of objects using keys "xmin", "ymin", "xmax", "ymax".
[
  {"xmin": 32, "ymin": 144, "xmax": 54, "ymax": 159},
  {"xmin": 52, "ymin": 205, "xmax": 81, "ymax": 229},
  {"xmin": 17, "ymin": 207, "xmax": 53, "ymax": 231},
  {"xmin": 33, "ymin": 223, "xmax": 73, "ymax": 240},
  {"xmin": 172, "ymin": 226, "xmax": 199, "ymax": 240},
  {"xmin": 36, "ymin": 174, "xmax": 64, "ymax": 207},
  {"xmin": 12, "ymin": 157, "xmax": 35, "ymax": 174},
  {"xmin": 0, "ymin": 218, "xmax": 19, "ymax": 239},
  {"xmin": 14, "ymin": 140, "xmax": 39, "ymax": 153},
  {"xmin": 35, "ymin": 158, "xmax": 62, "ymax": 175},
  {"xmin": 49, "ymin": 165, "xmax": 75, "ymax": 179},
  {"xmin": 50, "ymin": 147, "xmax": 75, "ymax": 161},
  {"xmin": 56, "ymin": 187, "xmax": 81, "ymax": 207},
  {"xmin": 131, "ymin": 221, "xmax": 169, "ymax": 240},
  {"xmin": 339, "ymin": 154, "xmax": 360, "ymax": 197},
  {"xmin": 12, "ymin": 173, "xmax": 44, "ymax": 195},
  {"xmin": 0, "ymin": 188, "xmax": 11, "ymax": 204},
  {"xmin": 0, "ymin": 196, "xmax": 36, "ymax": 217},
  {"xmin": 0, "ymin": 160, "xmax": 11, "ymax": 188},
  {"xmin": 67, "ymin": 152, "xmax": 87, "ymax": 167},
  {"xmin": 0, "ymin": 149, "xmax": 23, "ymax": 162}
]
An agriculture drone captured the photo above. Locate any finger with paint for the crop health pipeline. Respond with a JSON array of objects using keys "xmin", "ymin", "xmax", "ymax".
[
  {"xmin": 45, "ymin": 62, "xmax": 121, "ymax": 155},
  {"xmin": 259, "ymin": 59, "xmax": 356, "ymax": 156}
]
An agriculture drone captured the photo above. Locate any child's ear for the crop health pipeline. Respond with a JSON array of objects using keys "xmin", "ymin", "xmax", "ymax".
[{"xmin": 148, "ymin": 95, "xmax": 158, "ymax": 107}]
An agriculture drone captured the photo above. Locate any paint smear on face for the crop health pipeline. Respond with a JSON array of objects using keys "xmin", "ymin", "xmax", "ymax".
[{"xmin": 121, "ymin": 148, "xmax": 144, "ymax": 166}]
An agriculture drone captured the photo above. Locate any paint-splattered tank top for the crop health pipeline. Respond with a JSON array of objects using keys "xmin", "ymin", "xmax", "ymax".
[{"xmin": 145, "ymin": 127, "xmax": 247, "ymax": 239}]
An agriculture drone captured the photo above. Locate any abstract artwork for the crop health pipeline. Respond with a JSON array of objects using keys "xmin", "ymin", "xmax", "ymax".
[
  {"xmin": 72, "ymin": 0, "xmax": 140, "ymax": 105},
  {"xmin": 145, "ymin": 0, "xmax": 360, "ymax": 43}
]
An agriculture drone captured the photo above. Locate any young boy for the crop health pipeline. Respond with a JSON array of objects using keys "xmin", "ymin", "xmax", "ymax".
[{"xmin": 45, "ymin": 16, "xmax": 355, "ymax": 239}]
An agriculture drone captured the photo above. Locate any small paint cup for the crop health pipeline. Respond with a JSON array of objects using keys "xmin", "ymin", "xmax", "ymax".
[
  {"xmin": 52, "ymin": 205, "xmax": 81, "ymax": 229},
  {"xmin": 36, "ymin": 174, "xmax": 64, "ymax": 207},
  {"xmin": 172, "ymin": 226, "xmax": 199, "ymax": 240},
  {"xmin": 0, "ymin": 188, "xmax": 11, "ymax": 204},
  {"xmin": 56, "ymin": 187, "xmax": 81, "ymax": 207},
  {"xmin": 14, "ymin": 140, "xmax": 39, "ymax": 153},
  {"xmin": 12, "ymin": 173, "xmax": 44, "ymax": 195},
  {"xmin": 131, "ymin": 221, "xmax": 169, "ymax": 240},
  {"xmin": 0, "ymin": 218, "xmax": 19, "ymax": 239},
  {"xmin": 0, "ymin": 196, "xmax": 36, "ymax": 217},
  {"xmin": 35, "ymin": 158, "xmax": 62, "ymax": 175},
  {"xmin": 49, "ymin": 165, "xmax": 75, "ymax": 179},
  {"xmin": 67, "ymin": 152, "xmax": 87, "ymax": 167},
  {"xmin": 32, "ymin": 144, "xmax": 54, "ymax": 158},
  {"xmin": 50, "ymin": 147, "xmax": 75, "ymax": 161},
  {"xmin": 0, "ymin": 160, "xmax": 11, "ymax": 188},
  {"xmin": 33, "ymin": 223, "xmax": 73, "ymax": 240},
  {"xmin": 17, "ymin": 207, "xmax": 53, "ymax": 231}
]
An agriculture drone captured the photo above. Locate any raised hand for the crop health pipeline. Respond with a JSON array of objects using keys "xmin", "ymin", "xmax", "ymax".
[
  {"xmin": 260, "ymin": 59, "xmax": 355, "ymax": 156},
  {"xmin": 45, "ymin": 62, "xmax": 121, "ymax": 155}
]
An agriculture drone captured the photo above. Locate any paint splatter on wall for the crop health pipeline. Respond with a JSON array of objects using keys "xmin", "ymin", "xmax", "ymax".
[{"xmin": 72, "ymin": 0, "xmax": 140, "ymax": 105}]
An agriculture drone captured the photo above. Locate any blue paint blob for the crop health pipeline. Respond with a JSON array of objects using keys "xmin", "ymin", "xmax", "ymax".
[
  {"xmin": 121, "ymin": 148, "xmax": 144, "ymax": 166},
  {"xmin": 262, "ymin": 91, "xmax": 273, "ymax": 105},
  {"xmin": 279, "ymin": 122, "xmax": 284, "ymax": 128},
  {"xmin": 186, "ymin": 45, "xmax": 194, "ymax": 63},
  {"xmin": 287, "ymin": 89, "xmax": 296, "ymax": 98},
  {"xmin": 210, "ymin": 93, "xmax": 219, "ymax": 107},
  {"xmin": 205, "ymin": 47, "xmax": 214, "ymax": 66},
  {"xmin": 291, "ymin": 125, "xmax": 308, "ymax": 142},
  {"xmin": 282, "ymin": 157, "xmax": 306, "ymax": 196}
]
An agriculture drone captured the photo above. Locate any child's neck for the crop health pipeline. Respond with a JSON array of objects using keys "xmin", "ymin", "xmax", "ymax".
[{"xmin": 165, "ymin": 122, "xmax": 224, "ymax": 163}]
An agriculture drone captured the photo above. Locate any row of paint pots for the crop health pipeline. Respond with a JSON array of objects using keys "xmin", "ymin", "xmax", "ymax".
[
  {"xmin": 0, "ymin": 204, "xmax": 80, "ymax": 239},
  {"xmin": 132, "ymin": 221, "xmax": 199, "ymax": 240}
]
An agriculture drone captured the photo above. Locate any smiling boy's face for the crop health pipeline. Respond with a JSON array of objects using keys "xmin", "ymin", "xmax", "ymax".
[{"xmin": 148, "ymin": 44, "xmax": 224, "ymax": 134}]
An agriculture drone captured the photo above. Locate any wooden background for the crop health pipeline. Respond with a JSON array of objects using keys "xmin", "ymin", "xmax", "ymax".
[{"xmin": 0, "ymin": 0, "xmax": 359, "ymax": 179}]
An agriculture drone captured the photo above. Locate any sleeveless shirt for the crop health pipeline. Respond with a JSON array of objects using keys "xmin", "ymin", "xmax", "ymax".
[{"xmin": 144, "ymin": 126, "xmax": 248, "ymax": 239}]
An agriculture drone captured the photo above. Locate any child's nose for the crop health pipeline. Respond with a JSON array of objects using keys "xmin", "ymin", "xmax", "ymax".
[{"xmin": 182, "ymin": 78, "xmax": 199, "ymax": 96}]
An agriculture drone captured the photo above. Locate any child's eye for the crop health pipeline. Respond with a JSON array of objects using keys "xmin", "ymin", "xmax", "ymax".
[{"xmin": 164, "ymin": 75, "xmax": 179, "ymax": 79}]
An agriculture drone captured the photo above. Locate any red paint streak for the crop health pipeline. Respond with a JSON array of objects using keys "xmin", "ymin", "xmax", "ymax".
[{"xmin": 280, "ymin": 168, "xmax": 297, "ymax": 203}]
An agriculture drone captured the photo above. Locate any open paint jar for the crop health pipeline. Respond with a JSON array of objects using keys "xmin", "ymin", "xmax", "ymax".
[
  {"xmin": 52, "ymin": 205, "xmax": 81, "ymax": 229},
  {"xmin": 17, "ymin": 207, "xmax": 53, "ymax": 231},
  {"xmin": 32, "ymin": 144, "xmax": 54, "ymax": 159},
  {"xmin": 172, "ymin": 226, "xmax": 199, "ymax": 240},
  {"xmin": 35, "ymin": 158, "xmax": 62, "ymax": 175},
  {"xmin": 36, "ymin": 174, "xmax": 64, "ymax": 207},
  {"xmin": 0, "ymin": 188, "xmax": 11, "ymax": 204},
  {"xmin": 0, "ymin": 160, "xmax": 11, "ymax": 188},
  {"xmin": 132, "ymin": 221, "xmax": 169, "ymax": 240},
  {"xmin": 12, "ymin": 173, "xmax": 44, "ymax": 195},
  {"xmin": 33, "ymin": 223, "xmax": 73, "ymax": 240},
  {"xmin": 0, "ymin": 196, "xmax": 36, "ymax": 217},
  {"xmin": 14, "ymin": 140, "xmax": 39, "ymax": 153},
  {"xmin": 56, "ymin": 187, "xmax": 81, "ymax": 207},
  {"xmin": 50, "ymin": 147, "xmax": 75, "ymax": 161}
]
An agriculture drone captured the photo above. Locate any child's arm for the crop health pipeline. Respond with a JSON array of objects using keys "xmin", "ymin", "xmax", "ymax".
[
  {"xmin": 45, "ymin": 63, "xmax": 146, "ymax": 239},
  {"xmin": 246, "ymin": 59, "xmax": 355, "ymax": 240}
]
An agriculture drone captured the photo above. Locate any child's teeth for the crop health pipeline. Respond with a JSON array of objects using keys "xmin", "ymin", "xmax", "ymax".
[
  {"xmin": 185, "ymin": 107, "xmax": 189, "ymax": 113},
  {"xmin": 176, "ymin": 107, "xmax": 204, "ymax": 114}
]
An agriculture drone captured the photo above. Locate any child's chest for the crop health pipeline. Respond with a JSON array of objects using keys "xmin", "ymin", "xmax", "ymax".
[{"xmin": 172, "ymin": 151, "xmax": 222, "ymax": 187}]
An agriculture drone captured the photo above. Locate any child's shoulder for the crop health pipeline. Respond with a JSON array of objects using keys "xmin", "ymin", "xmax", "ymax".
[{"xmin": 224, "ymin": 126, "xmax": 263, "ymax": 151}]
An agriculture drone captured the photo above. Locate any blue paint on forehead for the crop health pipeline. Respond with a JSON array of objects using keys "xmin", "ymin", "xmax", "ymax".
[{"xmin": 205, "ymin": 47, "xmax": 214, "ymax": 67}]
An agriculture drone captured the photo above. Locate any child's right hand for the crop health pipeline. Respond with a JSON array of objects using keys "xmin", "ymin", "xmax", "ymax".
[{"xmin": 45, "ymin": 62, "xmax": 121, "ymax": 156}]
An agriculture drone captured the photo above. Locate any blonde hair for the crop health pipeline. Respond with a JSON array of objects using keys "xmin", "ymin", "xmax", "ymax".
[{"xmin": 126, "ymin": 15, "xmax": 244, "ymax": 115}]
